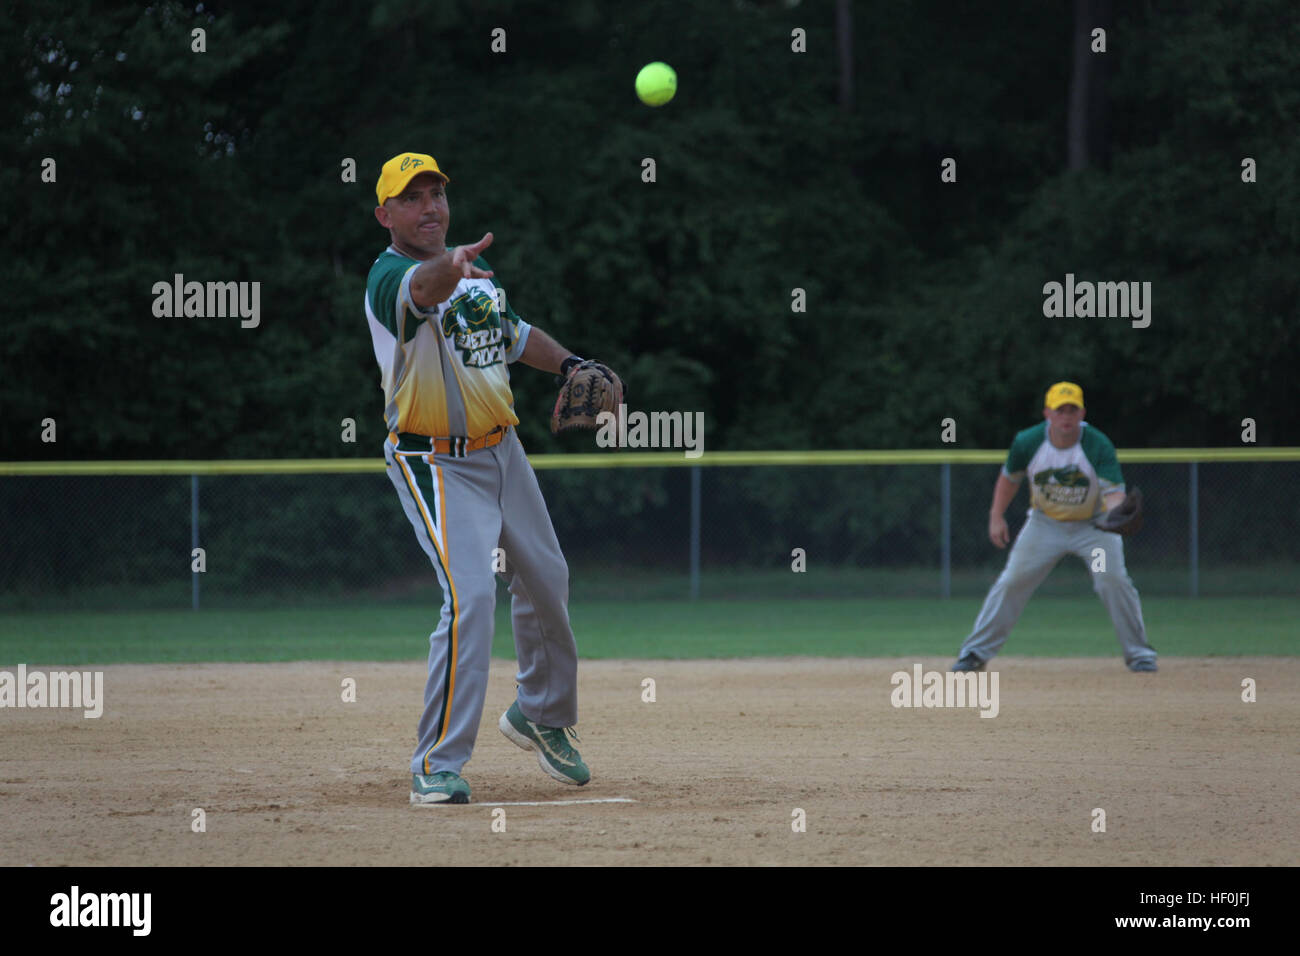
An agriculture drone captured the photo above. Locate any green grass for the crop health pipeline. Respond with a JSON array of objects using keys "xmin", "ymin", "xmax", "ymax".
[
  {"xmin": 0, "ymin": 596, "xmax": 1294, "ymax": 666},
  {"xmin": 3, "ymin": 563, "xmax": 1295, "ymax": 614}
]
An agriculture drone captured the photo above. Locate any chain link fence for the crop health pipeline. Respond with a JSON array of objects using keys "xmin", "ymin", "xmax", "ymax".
[{"xmin": 1, "ymin": 459, "xmax": 1296, "ymax": 611}]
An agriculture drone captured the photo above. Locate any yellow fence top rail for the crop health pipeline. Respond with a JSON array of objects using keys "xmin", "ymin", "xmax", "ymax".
[{"xmin": 1, "ymin": 447, "xmax": 1298, "ymax": 476}]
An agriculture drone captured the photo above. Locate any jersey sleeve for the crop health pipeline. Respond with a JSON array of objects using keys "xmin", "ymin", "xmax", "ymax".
[
  {"xmin": 366, "ymin": 255, "xmax": 436, "ymax": 342},
  {"xmin": 366, "ymin": 256, "xmax": 404, "ymax": 336},
  {"xmin": 476, "ymin": 254, "xmax": 532, "ymax": 363},
  {"xmin": 1086, "ymin": 427, "xmax": 1125, "ymax": 491},
  {"xmin": 1002, "ymin": 428, "xmax": 1040, "ymax": 482},
  {"xmin": 399, "ymin": 264, "xmax": 442, "ymax": 322}
]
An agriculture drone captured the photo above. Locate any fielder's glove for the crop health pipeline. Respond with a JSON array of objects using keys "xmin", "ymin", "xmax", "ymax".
[
  {"xmin": 1093, "ymin": 486, "xmax": 1144, "ymax": 535},
  {"xmin": 551, "ymin": 359, "xmax": 624, "ymax": 434}
]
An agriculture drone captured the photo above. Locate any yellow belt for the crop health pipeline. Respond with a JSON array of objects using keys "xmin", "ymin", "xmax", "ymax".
[{"xmin": 430, "ymin": 426, "xmax": 506, "ymax": 458}]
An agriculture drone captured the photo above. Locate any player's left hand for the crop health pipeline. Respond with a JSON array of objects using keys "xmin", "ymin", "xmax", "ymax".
[
  {"xmin": 551, "ymin": 360, "xmax": 624, "ymax": 434},
  {"xmin": 1093, "ymin": 486, "xmax": 1145, "ymax": 535}
]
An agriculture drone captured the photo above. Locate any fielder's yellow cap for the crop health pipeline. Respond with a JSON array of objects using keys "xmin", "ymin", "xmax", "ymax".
[
  {"xmin": 1045, "ymin": 381, "xmax": 1085, "ymax": 409},
  {"xmin": 376, "ymin": 152, "xmax": 449, "ymax": 205}
]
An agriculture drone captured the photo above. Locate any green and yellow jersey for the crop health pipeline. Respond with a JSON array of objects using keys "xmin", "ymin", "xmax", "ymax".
[
  {"xmin": 1004, "ymin": 422, "xmax": 1125, "ymax": 521},
  {"xmin": 364, "ymin": 247, "xmax": 531, "ymax": 438}
]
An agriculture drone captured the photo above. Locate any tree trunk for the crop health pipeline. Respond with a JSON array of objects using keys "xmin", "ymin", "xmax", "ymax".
[
  {"xmin": 836, "ymin": 0, "xmax": 853, "ymax": 112},
  {"xmin": 1068, "ymin": 0, "xmax": 1112, "ymax": 170}
]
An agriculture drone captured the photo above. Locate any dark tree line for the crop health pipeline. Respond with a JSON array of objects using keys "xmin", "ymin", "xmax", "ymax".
[{"xmin": 2, "ymin": 0, "xmax": 1296, "ymax": 462}]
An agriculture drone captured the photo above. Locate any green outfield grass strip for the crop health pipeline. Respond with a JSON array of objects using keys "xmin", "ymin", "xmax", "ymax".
[
  {"xmin": 3, "ymin": 447, "xmax": 1298, "ymax": 475},
  {"xmin": 1, "ymin": 597, "xmax": 1295, "ymax": 666}
]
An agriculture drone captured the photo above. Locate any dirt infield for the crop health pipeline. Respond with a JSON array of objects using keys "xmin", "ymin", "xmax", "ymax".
[{"xmin": 1, "ymin": 657, "xmax": 1295, "ymax": 866}]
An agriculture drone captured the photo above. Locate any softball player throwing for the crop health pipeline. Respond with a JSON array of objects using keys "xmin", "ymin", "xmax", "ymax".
[
  {"xmin": 951, "ymin": 382, "xmax": 1158, "ymax": 673},
  {"xmin": 364, "ymin": 152, "xmax": 596, "ymax": 805}
]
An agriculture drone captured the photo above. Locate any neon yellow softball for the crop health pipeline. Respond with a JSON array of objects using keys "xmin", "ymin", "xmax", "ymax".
[{"xmin": 636, "ymin": 62, "xmax": 677, "ymax": 107}]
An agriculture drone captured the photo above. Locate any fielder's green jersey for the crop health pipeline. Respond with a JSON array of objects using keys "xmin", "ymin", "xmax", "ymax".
[
  {"xmin": 364, "ymin": 247, "xmax": 531, "ymax": 438},
  {"xmin": 1003, "ymin": 422, "xmax": 1125, "ymax": 521}
]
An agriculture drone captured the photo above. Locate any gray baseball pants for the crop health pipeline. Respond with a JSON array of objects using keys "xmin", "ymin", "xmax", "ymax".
[
  {"xmin": 957, "ymin": 508, "xmax": 1157, "ymax": 667},
  {"xmin": 385, "ymin": 427, "xmax": 579, "ymax": 776}
]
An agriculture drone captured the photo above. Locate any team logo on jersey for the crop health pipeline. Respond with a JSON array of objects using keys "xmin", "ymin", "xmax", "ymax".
[
  {"xmin": 442, "ymin": 287, "xmax": 498, "ymax": 333},
  {"xmin": 1033, "ymin": 466, "xmax": 1091, "ymax": 505},
  {"xmin": 443, "ymin": 287, "xmax": 507, "ymax": 368}
]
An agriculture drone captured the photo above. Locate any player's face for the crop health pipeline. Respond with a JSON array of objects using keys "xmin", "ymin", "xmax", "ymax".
[
  {"xmin": 1044, "ymin": 403, "xmax": 1084, "ymax": 441},
  {"xmin": 375, "ymin": 173, "xmax": 450, "ymax": 259}
]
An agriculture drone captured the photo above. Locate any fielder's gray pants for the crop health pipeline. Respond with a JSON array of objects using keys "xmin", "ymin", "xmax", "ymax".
[
  {"xmin": 385, "ymin": 428, "xmax": 579, "ymax": 776},
  {"xmin": 958, "ymin": 509, "xmax": 1157, "ymax": 667}
]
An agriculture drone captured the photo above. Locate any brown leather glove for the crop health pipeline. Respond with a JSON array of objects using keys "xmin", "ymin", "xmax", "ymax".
[
  {"xmin": 550, "ymin": 360, "xmax": 624, "ymax": 434},
  {"xmin": 1093, "ymin": 486, "xmax": 1144, "ymax": 535}
]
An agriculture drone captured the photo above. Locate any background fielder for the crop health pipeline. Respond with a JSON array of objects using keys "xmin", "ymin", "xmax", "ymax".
[
  {"xmin": 952, "ymin": 382, "xmax": 1158, "ymax": 673},
  {"xmin": 365, "ymin": 152, "xmax": 597, "ymax": 805}
]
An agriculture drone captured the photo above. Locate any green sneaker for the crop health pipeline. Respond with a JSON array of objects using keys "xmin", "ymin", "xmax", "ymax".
[
  {"xmin": 499, "ymin": 701, "xmax": 591, "ymax": 786},
  {"xmin": 410, "ymin": 771, "xmax": 471, "ymax": 805}
]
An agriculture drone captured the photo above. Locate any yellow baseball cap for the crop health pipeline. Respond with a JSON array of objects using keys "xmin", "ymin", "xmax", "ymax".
[
  {"xmin": 375, "ymin": 152, "xmax": 449, "ymax": 205},
  {"xmin": 1045, "ymin": 381, "xmax": 1085, "ymax": 409}
]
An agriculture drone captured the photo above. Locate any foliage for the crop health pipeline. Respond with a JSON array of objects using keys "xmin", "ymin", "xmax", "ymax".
[{"xmin": 1, "ymin": 0, "xmax": 1296, "ymax": 466}]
